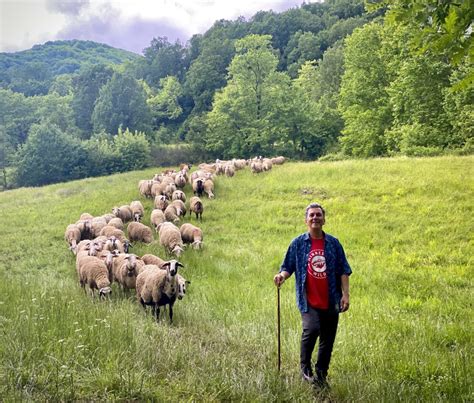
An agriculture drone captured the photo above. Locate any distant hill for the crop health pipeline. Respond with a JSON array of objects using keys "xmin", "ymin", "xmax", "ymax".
[{"xmin": 0, "ymin": 40, "xmax": 142, "ymax": 95}]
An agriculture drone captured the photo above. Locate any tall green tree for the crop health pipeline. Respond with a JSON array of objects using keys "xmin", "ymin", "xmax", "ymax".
[
  {"xmin": 338, "ymin": 22, "xmax": 391, "ymax": 157},
  {"xmin": 147, "ymin": 76, "xmax": 183, "ymax": 126},
  {"xmin": 206, "ymin": 34, "xmax": 289, "ymax": 158},
  {"xmin": 71, "ymin": 64, "xmax": 114, "ymax": 138},
  {"xmin": 92, "ymin": 72, "xmax": 152, "ymax": 136}
]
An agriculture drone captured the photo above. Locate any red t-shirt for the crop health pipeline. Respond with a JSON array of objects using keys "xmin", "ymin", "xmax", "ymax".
[{"xmin": 306, "ymin": 237, "xmax": 329, "ymax": 309}]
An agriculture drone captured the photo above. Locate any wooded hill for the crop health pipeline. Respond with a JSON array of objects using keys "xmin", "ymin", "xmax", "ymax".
[
  {"xmin": 0, "ymin": 0, "xmax": 472, "ymax": 190},
  {"xmin": 0, "ymin": 40, "xmax": 139, "ymax": 96}
]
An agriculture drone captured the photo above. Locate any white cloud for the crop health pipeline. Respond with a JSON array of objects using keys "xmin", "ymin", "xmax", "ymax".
[{"xmin": 0, "ymin": 0, "xmax": 317, "ymax": 53}]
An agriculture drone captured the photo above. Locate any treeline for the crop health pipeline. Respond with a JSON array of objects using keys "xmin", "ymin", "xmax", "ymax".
[{"xmin": 1, "ymin": 0, "xmax": 472, "ymax": 189}]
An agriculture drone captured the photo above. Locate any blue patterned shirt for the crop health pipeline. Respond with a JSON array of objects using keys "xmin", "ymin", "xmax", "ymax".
[{"xmin": 280, "ymin": 232, "xmax": 352, "ymax": 313}]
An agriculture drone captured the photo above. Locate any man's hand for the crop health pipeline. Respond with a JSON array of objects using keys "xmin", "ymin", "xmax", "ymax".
[
  {"xmin": 340, "ymin": 293, "xmax": 350, "ymax": 312},
  {"xmin": 274, "ymin": 273, "xmax": 285, "ymax": 287}
]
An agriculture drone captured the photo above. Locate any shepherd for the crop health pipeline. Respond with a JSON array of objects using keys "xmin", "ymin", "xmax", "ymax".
[{"xmin": 273, "ymin": 202, "xmax": 352, "ymax": 389}]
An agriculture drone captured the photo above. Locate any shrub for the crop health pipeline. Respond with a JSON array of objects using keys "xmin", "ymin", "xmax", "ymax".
[
  {"xmin": 14, "ymin": 122, "xmax": 88, "ymax": 187},
  {"xmin": 113, "ymin": 128, "xmax": 151, "ymax": 172}
]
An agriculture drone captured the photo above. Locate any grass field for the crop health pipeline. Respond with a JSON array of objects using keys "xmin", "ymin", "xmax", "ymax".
[{"xmin": 0, "ymin": 155, "xmax": 472, "ymax": 401}]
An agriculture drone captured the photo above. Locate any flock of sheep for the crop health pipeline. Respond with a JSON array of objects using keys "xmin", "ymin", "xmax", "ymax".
[{"xmin": 64, "ymin": 156, "xmax": 285, "ymax": 322}]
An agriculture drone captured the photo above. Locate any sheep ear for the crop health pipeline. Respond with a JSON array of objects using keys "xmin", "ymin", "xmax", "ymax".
[
  {"xmin": 177, "ymin": 262, "xmax": 184, "ymax": 268},
  {"xmin": 161, "ymin": 262, "xmax": 170, "ymax": 269},
  {"xmin": 185, "ymin": 280, "xmax": 191, "ymax": 285}
]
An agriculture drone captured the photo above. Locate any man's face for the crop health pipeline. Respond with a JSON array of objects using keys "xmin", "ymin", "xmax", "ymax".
[{"xmin": 305, "ymin": 207, "xmax": 325, "ymax": 231}]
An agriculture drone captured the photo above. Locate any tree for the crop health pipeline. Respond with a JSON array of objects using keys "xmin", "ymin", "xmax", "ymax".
[
  {"xmin": 367, "ymin": 0, "xmax": 473, "ymax": 67},
  {"xmin": 141, "ymin": 37, "xmax": 189, "ymax": 86},
  {"xmin": 71, "ymin": 64, "xmax": 114, "ymax": 138},
  {"xmin": 147, "ymin": 76, "xmax": 183, "ymax": 126},
  {"xmin": 338, "ymin": 22, "xmax": 392, "ymax": 157},
  {"xmin": 14, "ymin": 122, "xmax": 88, "ymax": 187},
  {"xmin": 0, "ymin": 127, "xmax": 14, "ymax": 189},
  {"xmin": 206, "ymin": 34, "xmax": 289, "ymax": 158},
  {"xmin": 92, "ymin": 72, "xmax": 152, "ymax": 136}
]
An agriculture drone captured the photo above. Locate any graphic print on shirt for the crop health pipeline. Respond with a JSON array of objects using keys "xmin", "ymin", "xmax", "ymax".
[{"xmin": 308, "ymin": 248, "xmax": 326, "ymax": 278}]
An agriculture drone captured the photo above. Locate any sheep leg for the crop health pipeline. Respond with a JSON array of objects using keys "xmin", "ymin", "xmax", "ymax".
[{"xmin": 169, "ymin": 304, "xmax": 173, "ymax": 324}]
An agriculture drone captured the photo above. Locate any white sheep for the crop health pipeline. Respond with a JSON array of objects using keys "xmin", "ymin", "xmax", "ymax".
[
  {"xmin": 158, "ymin": 222, "xmax": 184, "ymax": 256},
  {"xmin": 65, "ymin": 224, "xmax": 81, "ymax": 254},
  {"xmin": 224, "ymin": 164, "xmax": 235, "ymax": 177},
  {"xmin": 127, "ymin": 222, "xmax": 154, "ymax": 243},
  {"xmin": 189, "ymin": 196, "xmax": 204, "ymax": 221},
  {"xmin": 164, "ymin": 204, "xmax": 180, "ymax": 224},
  {"xmin": 251, "ymin": 161, "xmax": 264, "ymax": 173},
  {"xmin": 180, "ymin": 223, "xmax": 203, "ymax": 249},
  {"xmin": 172, "ymin": 190, "xmax": 186, "ymax": 202},
  {"xmin": 77, "ymin": 255, "xmax": 112, "ymax": 298},
  {"xmin": 112, "ymin": 205, "xmax": 133, "ymax": 223},
  {"xmin": 90, "ymin": 216, "xmax": 107, "ymax": 238},
  {"xmin": 174, "ymin": 173, "xmax": 187, "ymax": 189},
  {"xmin": 203, "ymin": 178, "xmax": 215, "ymax": 199},
  {"xmin": 107, "ymin": 217, "xmax": 124, "ymax": 230},
  {"xmin": 176, "ymin": 274, "xmax": 190, "ymax": 300},
  {"xmin": 150, "ymin": 209, "xmax": 165, "ymax": 232},
  {"xmin": 138, "ymin": 180, "xmax": 153, "ymax": 198},
  {"xmin": 141, "ymin": 253, "xmax": 166, "ymax": 267},
  {"xmin": 171, "ymin": 199, "xmax": 186, "ymax": 218},
  {"xmin": 99, "ymin": 225, "xmax": 127, "ymax": 242},
  {"xmin": 135, "ymin": 260, "xmax": 184, "ymax": 322},
  {"xmin": 154, "ymin": 195, "xmax": 169, "ymax": 211},
  {"xmin": 112, "ymin": 253, "xmax": 145, "ymax": 291},
  {"xmin": 130, "ymin": 200, "xmax": 145, "ymax": 222}
]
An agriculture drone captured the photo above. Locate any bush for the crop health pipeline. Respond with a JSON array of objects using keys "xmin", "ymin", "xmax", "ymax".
[
  {"xmin": 113, "ymin": 128, "xmax": 151, "ymax": 171},
  {"xmin": 14, "ymin": 122, "xmax": 88, "ymax": 187}
]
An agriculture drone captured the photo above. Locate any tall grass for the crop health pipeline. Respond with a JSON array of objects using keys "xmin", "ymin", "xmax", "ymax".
[{"xmin": 0, "ymin": 155, "xmax": 472, "ymax": 401}]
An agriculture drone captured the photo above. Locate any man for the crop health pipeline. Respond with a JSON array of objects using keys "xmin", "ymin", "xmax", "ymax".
[{"xmin": 274, "ymin": 202, "xmax": 352, "ymax": 388}]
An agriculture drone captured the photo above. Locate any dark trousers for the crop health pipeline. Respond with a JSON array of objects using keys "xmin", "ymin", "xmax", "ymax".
[{"xmin": 300, "ymin": 306, "xmax": 339, "ymax": 375}]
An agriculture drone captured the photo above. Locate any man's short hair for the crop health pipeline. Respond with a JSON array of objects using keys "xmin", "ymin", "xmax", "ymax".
[{"xmin": 305, "ymin": 202, "xmax": 325, "ymax": 219}]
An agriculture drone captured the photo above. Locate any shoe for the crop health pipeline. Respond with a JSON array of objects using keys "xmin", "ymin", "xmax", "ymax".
[
  {"xmin": 314, "ymin": 370, "xmax": 330, "ymax": 389},
  {"xmin": 301, "ymin": 366, "xmax": 314, "ymax": 383}
]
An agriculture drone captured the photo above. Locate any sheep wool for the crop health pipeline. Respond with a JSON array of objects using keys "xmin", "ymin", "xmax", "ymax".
[
  {"xmin": 180, "ymin": 223, "xmax": 203, "ymax": 250},
  {"xmin": 141, "ymin": 253, "xmax": 166, "ymax": 267},
  {"xmin": 158, "ymin": 222, "xmax": 184, "ymax": 256},
  {"xmin": 189, "ymin": 196, "xmax": 204, "ymax": 221},
  {"xmin": 150, "ymin": 209, "xmax": 166, "ymax": 231},
  {"xmin": 112, "ymin": 205, "xmax": 133, "ymax": 223},
  {"xmin": 65, "ymin": 224, "xmax": 81, "ymax": 253},
  {"xmin": 77, "ymin": 255, "xmax": 112, "ymax": 298},
  {"xmin": 130, "ymin": 200, "xmax": 145, "ymax": 222},
  {"xmin": 128, "ymin": 222, "xmax": 154, "ymax": 243},
  {"xmin": 112, "ymin": 254, "xmax": 145, "ymax": 290}
]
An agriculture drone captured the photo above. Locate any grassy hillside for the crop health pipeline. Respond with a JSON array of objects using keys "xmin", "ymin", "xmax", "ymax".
[{"xmin": 0, "ymin": 156, "xmax": 472, "ymax": 401}]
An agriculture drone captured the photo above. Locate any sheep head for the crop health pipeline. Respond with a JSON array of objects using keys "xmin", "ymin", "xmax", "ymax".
[
  {"xmin": 161, "ymin": 260, "xmax": 183, "ymax": 276},
  {"xmin": 99, "ymin": 287, "xmax": 112, "ymax": 298}
]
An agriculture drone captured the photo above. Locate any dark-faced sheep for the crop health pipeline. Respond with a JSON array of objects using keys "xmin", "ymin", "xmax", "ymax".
[{"xmin": 189, "ymin": 196, "xmax": 204, "ymax": 221}]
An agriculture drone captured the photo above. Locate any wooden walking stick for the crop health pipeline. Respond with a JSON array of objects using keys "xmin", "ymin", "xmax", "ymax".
[{"xmin": 277, "ymin": 285, "xmax": 281, "ymax": 372}]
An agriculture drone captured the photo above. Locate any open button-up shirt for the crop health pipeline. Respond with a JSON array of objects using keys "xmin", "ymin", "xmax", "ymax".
[{"xmin": 280, "ymin": 232, "xmax": 352, "ymax": 313}]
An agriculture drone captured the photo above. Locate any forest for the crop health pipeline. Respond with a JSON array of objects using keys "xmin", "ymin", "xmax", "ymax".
[{"xmin": 0, "ymin": 0, "xmax": 472, "ymax": 189}]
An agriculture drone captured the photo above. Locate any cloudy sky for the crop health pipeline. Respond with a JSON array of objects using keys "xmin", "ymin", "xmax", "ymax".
[{"xmin": 0, "ymin": 0, "xmax": 316, "ymax": 54}]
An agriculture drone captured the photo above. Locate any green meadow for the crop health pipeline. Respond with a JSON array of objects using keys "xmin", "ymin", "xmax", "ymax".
[{"xmin": 0, "ymin": 155, "xmax": 472, "ymax": 401}]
